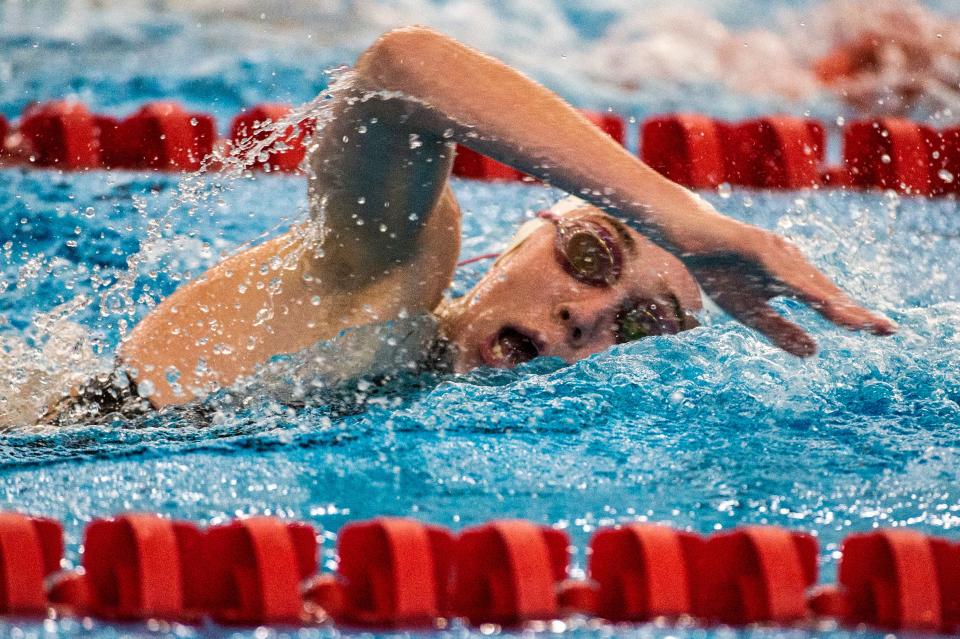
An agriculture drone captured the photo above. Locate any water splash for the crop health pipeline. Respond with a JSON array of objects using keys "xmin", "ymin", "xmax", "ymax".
[
  {"xmin": 0, "ymin": 71, "xmax": 351, "ymax": 429},
  {"xmin": 0, "ymin": 5, "xmax": 959, "ymax": 639},
  {"xmin": 0, "ymin": 302, "xmax": 108, "ymax": 429}
]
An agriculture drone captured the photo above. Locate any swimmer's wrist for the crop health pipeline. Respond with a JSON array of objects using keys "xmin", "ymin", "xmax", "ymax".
[{"xmin": 625, "ymin": 191, "xmax": 745, "ymax": 258}]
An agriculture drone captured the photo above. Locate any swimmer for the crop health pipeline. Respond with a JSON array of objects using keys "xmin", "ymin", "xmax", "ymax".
[
  {"xmin": 812, "ymin": 2, "xmax": 960, "ymax": 116},
  {"xmin": 588, "ymin": 0, "xmax": 960, "ymax": 116},
  {"xmin": 42, "ymin": 27, "xmax": 893, "ymax": 419}
]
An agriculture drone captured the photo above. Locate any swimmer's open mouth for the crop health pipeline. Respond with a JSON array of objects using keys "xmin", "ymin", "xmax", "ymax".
[{"xmin": 481, "ymin": 326, "xmax": 542, "ymax": 367}]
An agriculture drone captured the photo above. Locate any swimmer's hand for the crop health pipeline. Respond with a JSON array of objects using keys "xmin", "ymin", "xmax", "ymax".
[{"xmin": 680, "ymin": 222, "xmax": 896, "ymax": 356}]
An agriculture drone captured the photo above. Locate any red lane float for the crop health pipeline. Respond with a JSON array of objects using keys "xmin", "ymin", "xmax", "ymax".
[
  {"xmin": 202, "ymin": 517, "xmax": 317, "ymax": 625},
  {"xmin": 451, "ymin": 520, "xmax": 569, "ymax": 624},
  {"xmin": 19, "ymin": 101, "xmax": 101, "ymax": 169},
  {"xmin": 230, "ymin": 104, "xmax": 311, "ymax": 172},
  {"xmin": 827, "ymin": 529, "xmax": 960, "ymax": 632},
  {"xmin": 451, "ymin": 145, "xmax": 525, "ymax": 182},
  {"xmin": 694, "ymin": 526, "xmax": 818, "ymax": 624},
  {"xmin": 314, "ymin": 517, "xmax": 454, "ymax": 626},
  {"xmin": 0, "ymin": 513, "xmax": 63, "ymax": 614},
  {"xmin": 819, "ymin": 165, "xmax": 851, "ymax": 188},
  {"xmin": 581, "ymin": 111, "xmax": 627, "ymax": 146},
  {"xmin": 588, "ymin": 524, "xmax": 700, "ymax": 621},
  {"xmin": 49, "ymin": 514, "xmax": 205, "ymax": 620},
  {"xmin": 721, "ymin": 117, "xmax": 824, "ymax": 188},
  {"xmin": 452, "ymin": 110, "xmax": 626, "ymax": 182},
  {"xmin": 641, "ymin": 114, "xmax": 726, "ymax": 188},
  {"xmin": 99, "ymin": 102, "xmax": 216, "ymax": 171},
  {"xmin": 3, "ymin": 510, "xmax": 960, "ymax": 634},
  {"xmin": 9, "ymin": 99, "xmax": 960, "ymax": 200},
  {"xmin": 843, "ymin": 118, "xmax": 938, "ymax": 194},
  {"xmin": 0, "ymin": 115, "xmax": 8, "ymax": 152},
  {"xmin": 932, "ymin": 126, "xmax": 960, "ymax": 196}
]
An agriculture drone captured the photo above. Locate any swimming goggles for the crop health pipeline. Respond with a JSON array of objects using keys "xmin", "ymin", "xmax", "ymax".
[
  {"xmin": 537, "ymin": 210, "xmax": 623, "ymax": 288},
  {"xmin": 539, "ymin": 211, "xmax": 667, "ymax": 342}
]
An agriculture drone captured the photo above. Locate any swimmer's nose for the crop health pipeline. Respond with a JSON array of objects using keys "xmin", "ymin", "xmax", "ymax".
[{"xmin": 554, "ymin": 299, "xmax": 615, "ymax": 348}]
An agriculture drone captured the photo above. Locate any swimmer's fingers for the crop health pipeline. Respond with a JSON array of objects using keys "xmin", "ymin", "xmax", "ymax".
[
  {"xmin": 714, "ymin": 289, "xmax": 818, "ymax": 357},
  {"xmin": 689, "ymin": 228, "xmax": 894, "ymax": 354},
  {"xmin": 769, "ymin": 247, "xmax": 897, "ymax": 335},
  {"xmin": 802, "ymin": 293, "xmax": 897, "ymax": 336}
]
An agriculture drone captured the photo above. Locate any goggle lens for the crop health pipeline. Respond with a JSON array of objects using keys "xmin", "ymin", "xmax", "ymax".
[
  {"xmin": 555, "ymin": 221, "xmax": 622, "ymax": 287},
  {"xmin": 615, "ymin": 306, "xmax": 660, "ymax": 343}
]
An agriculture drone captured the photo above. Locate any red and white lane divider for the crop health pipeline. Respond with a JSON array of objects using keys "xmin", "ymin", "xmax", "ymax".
[
  {"xmin": 643, "ymin": 113, "xmax": 960, "ymax": 196},
  {"xmin": 0, "ymin": 101, "xmax": 306, "ymax": 173},
  {"xmin": 14, "ymin": 101, "xmax": 216, "ymax": 171},
  {"xmin": 1, "ymin": 101, "xmax": 959, "ymax": 196},
  {"xmin": 450, "ymin": 111, "xmax": 626, "ymax": 182},
  {"xmin": 643, "ymin": 114, "xmax": 826, "ymax": 189},
  {"xmin": 1, "ymin": 511, "xmax": 958, "ymax": 632}
]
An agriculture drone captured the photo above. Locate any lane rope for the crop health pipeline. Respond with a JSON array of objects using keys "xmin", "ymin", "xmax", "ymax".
[
  {"xmin": 2, "ymin": 101, "xmax": 958, "ymax": 196},
  {"xmin": 3, "ymin": 511, "xmax": 959, "ymax": 632}
]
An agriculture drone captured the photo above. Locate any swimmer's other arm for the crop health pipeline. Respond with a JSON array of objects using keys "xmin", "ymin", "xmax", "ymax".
[{"xmin": 357, "ymin": 26, "xmax": 896, "ymax": 354}]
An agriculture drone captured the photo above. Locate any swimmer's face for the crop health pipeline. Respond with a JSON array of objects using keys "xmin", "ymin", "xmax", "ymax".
[{"xmin": 439, "ymin": 205, "xmax": 703, "ymax": 372}]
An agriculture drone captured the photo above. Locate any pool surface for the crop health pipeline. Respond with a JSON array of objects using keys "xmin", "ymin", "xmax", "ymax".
[{"xmin": 2, "ymin": 1, "xmax": 960, "ymax": 638}]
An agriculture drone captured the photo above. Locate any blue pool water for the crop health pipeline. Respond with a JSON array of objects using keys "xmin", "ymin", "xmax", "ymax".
[{"xmin": 3, "ymin": 2, "xmax": 960, "ymax": 638}]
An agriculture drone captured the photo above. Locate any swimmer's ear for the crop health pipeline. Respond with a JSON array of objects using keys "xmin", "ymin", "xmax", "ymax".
[
  {"xmin": 549, "ymin": 195, "xmax": 589, "ymax": 216},
  {"xmin": 490, "ymin": 217, "xmax": 547, "ymax": 267}
]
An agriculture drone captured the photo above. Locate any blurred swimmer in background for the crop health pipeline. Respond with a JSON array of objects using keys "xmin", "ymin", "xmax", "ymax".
[
  {"xmin": 584, "ymin": 0, "xmax": 960, "ymax": 115},
  {"xmin": 810, "ymin": 0, "xmax": 960, "ymax": 114}
]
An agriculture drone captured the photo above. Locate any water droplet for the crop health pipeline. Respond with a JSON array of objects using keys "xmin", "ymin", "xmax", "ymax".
[
  {"xmin": 880, "ymin": 154, "xmax": 892, "ymax": 164},
  {"xmin": 137, "ymin": 379, "xmax": 156, "ymax": 397},
  {"xmin": 938, "ymin": 169, "xmax": 955, "ymax": 184},
  {"xmin": 357, "ymin": 196, "xmax": 366, "ymax": 205},
  {"xmin": 408, "ymin": 134, "xmax": 423, "ymax": 149},
  {"xmin": 310, "ymin": 295, "xmax": 321, "ymax": 306},
  {"xmin": 717, "ymin": 183, "xmax": 732, "ymax": 199}
]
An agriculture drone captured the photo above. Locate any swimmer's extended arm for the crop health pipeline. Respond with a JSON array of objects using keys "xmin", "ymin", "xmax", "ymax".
[{"xmin": 350, "ymin": 26, "xmax": 895, "ymax": 354}]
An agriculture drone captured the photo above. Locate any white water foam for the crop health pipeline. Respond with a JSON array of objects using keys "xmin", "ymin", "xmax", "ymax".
[{"xmin": 0, "ymin": 77, "xmax": 345, "ymax": 429}]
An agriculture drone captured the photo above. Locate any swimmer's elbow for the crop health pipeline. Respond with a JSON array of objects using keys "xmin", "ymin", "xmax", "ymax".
[{"xmin": 356, "ymin": 26, "xmax": 458, "ymax": 88}]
